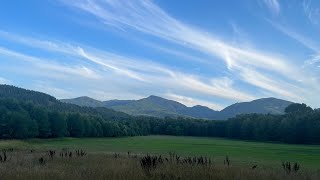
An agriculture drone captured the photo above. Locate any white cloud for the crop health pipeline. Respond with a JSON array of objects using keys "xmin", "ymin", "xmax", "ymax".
[
  {"xmin": 89, "ymin": 89, "xmax": 145, "ymax": 101},
  {"xmin": 76, "ymin": 47, "xmax": 147, "ymax": 82},
  {"xmin": 33, "ymin": 81, "xmax": 73, "ymax": 99},
  {"xmin": 0, "ymin": 30, "xmax": 78, "ymax": 55},
  {"xmin": 164, "ymin": 93, "xmax": 224, "ymax": 110},
  {"xmin": 239, "ymin": 68, "xmax": 305, "ymax": 101},
  {"xmin": 0, "ymin": 77, "xmax": 10, "ymax": 84},
  {"xmin": 263, "ymin": 0, "xmax": 281, "ymax": 15},
  {"xmin": 171, "ymin": 75, "xmax": 256, "ymax": 101},
  {"xmin": 0, "ymin": 46, "xmax": 102, "ymax": 80}
]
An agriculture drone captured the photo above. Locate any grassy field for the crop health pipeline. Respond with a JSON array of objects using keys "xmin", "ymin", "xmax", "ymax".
[
  {"xmin": 0, "ymin": 135, "xmax": 319, "ymax": 169},
  {"xmin": 0, "ymin": 136, "xmax": 319, "ymax": 179}
]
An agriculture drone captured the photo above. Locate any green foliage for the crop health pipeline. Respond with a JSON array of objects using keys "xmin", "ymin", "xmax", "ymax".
[
  {"xmin": 28, "ymin": 106, "xmax": 51, "ymax": 138},
  {"xmin": 48, "ymin": 112, "xmax": 67, "ymax": 137},
  {"xmin": 285, "ymin": 103, "xmax": 313, "ymax": 114},
  {"xmin": 67, "ymin": 113, "xmax": 84, "ymax": 137}
]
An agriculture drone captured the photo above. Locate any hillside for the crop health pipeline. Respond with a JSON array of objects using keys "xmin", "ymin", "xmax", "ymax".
[
  {"xmin": 0, "ymin": 84, "xmax": 57, "ymax": 106},
  {"xmin": 217, "ymin": 98, "xmax": 293, "ymax": 120},
  {"xmin": 0, "ymin": 85, "xmax": 131, "ymax": 120},
  {"xmin": 62, "ymin": 95, "xmax": 293, "ymax": 120}
]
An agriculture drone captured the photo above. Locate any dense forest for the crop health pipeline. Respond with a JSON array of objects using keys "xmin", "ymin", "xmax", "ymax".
[{"xmin": 0, "ymin": 85, "xmax": 319, "ymax": 144}]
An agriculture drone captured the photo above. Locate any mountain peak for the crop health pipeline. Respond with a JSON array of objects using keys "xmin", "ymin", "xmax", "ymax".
[
  {"xmin": 75, "ymin": 96, "xmax": 96, "ymax": 100},
  {"xmin": 61, "ymin": 96, "xmax": 103, "ymax": 107},
  {"xmin": 192, "ymin": 105, "xmax": 209, "ymax": 108},
  {"xmin": 146, "ymin": 95, "xmax": 163, "ymax": 99},
  {"xmin": 252, "ymin": 97, "xmax": 289, "ymax": 102}
]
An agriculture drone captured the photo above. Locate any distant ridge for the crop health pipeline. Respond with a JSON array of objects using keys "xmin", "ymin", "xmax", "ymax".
[{"xmin": 61, "ymin": 95, "xmax": 293, "ymax": 120}]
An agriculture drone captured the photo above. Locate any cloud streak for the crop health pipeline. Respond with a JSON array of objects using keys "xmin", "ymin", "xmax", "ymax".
[
  {"xmin": 303, "ymin": 0, "xmax": 320, "ymax": 25},
  {"xmin": 164, "ymin": 93, "xmax": 224, "ymax": 110},
  {"xmin": 0, "ymin": 46, "xmax": 102, "ymax": 80},
  {"xmin": 268, "ymin": 21, "xmax": 320, "ymax": 85}
]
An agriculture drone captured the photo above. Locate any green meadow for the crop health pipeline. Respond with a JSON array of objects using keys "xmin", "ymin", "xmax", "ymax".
[{"xmin": 1, "ymin": 135, "xmax": 319, "ymax": 169}]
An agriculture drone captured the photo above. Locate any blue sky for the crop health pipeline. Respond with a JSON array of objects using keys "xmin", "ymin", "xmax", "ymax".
[{"xmin": 0, "ymin": 0, "xmax": 319, "ymax": 110}]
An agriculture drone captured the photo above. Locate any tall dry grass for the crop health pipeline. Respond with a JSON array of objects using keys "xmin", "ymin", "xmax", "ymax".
[{"xmin": 0, "ymin": 149, "xmax": 318, "ymax": 180}]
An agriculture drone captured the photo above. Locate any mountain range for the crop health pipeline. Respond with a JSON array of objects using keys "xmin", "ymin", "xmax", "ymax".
[
  {"xmin": 0, "ymin": 84, "xmax": 293, "ymax": 120},
  {"xmin": 61, "ymin": 95, "xmax": 293, "ymax": 120}
]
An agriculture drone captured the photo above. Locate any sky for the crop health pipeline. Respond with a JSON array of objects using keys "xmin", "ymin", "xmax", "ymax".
[{"xmin": 0, "ymin": 0, "xmax": 319, "ymax": 110}]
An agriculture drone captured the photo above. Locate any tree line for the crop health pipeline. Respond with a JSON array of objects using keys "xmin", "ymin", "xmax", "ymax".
[{"xmin": 0, "ymin": 98, "xmax": 319, "ymax": 144}]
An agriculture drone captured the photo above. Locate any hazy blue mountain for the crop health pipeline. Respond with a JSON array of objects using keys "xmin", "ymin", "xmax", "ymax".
[
  {"xmin": 217, "ymin": 98, "xmax": 293, "ymax": 120},
  {"xmin": 62, "ymin": 95, "xmax": 206, "ymax": 118},
  {"xmin": 103, "ymin": 100, "xmax": 135, "ymax": 107},
  {"xmin": 61, "ymin": 95, "xmax": 293, "ymax": 120},
  {"xmin": 109, "ymin": 95, "xmax": 189, "ymax": 117},
  {"xmin": 179, "ymin": 105, "xmax": 219, "ymax": 119}
]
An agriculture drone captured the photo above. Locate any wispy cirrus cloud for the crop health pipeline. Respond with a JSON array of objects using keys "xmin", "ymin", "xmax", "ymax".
[
  {"xmin": 0, "ymin": 31, "xmax": 150, "ymax": 82},
  {"xmin": 0, "ymin": 46, "xmax": 102, "ymax": 80},
  {"xmin": 77, "ymin": 47, "xmax": 147, "ymax": 82},
  {"xmin": 239, "ymin": 68, "xmax": 306, "ymax": 101},
  {"xmin": 60, "ymin": 0, "xmax": 313, "ymax": 103},
  {"xmin": 268, "ymin": 21, "xmax": 320, "ymax": 52},
  {"xmin": 33, "ymin": 81, "xmax": 74, "ymax": 99},
  {"xmin": 164, "ymin": 93, "xmax": 224, "ymax": 110},
  {"xmin": 268, "ymin": 20, "xmax": 320, "ymax": 72},
  {"xmin": 0, "ymin": 77, "xmax": 11, "ymax": 85},
  {"xmin": 262, "ymin": 0, "xmax": 281, "ymax": 15},
  {"xmin": 303, "ymin": 0, "xmax": 320, "ymax": 26}
]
